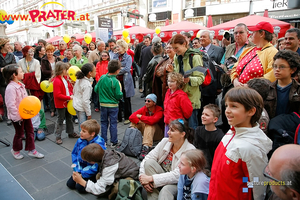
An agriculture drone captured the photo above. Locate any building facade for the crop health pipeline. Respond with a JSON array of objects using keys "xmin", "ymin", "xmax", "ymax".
[{"xmin": 1, "ymin": 0, "xmax": 298, "ymax": 44}]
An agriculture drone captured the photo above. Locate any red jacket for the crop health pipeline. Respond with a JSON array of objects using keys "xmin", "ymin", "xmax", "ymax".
[
  {"xmin": 95, "ymin": 60, "xmax": 109, "ymax": 82},
  {"xmin": 164, "ymin": 89, "xmax": 193, "ymax": 125},
  {"xmin": 129, "ymin": 105, "xmax": 163, "ymax": 127},
  {"xmin": 208, "ymin": 126, "xmax": 272, "ymax": 200},
  {"xmin": 53, "ymin": 75, "xmax": 73, "ymax": 108}
]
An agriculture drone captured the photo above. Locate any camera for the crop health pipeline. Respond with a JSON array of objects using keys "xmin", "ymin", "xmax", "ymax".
[{"xmin": 224, "ymin": 32, "xmax": 235, "ymax": 44}]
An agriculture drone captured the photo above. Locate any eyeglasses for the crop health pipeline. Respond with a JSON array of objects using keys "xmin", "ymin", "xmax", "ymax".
[
  {"xmin": 101, "ymin": 55, "xmax": 108, "ymax": 57},
  {"xmin": 234, "ymin": 31, "xmax": 245, "ymax": 35},
  {"xmin": 272, "ymin": 65, "xmax": 289, "ymax": 70},
  {"xmin": 263, "ymin": 165, "xmax": 281, "ymax": 182},
  {"xmin": 145, "ymin": 100, "xmax": 152, "ymax": 103}
]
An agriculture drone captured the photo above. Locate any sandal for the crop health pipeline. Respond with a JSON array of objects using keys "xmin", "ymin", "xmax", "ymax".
[{"xmin": 56, "ymin": 138, "xmax": 63, "ymax": 145}]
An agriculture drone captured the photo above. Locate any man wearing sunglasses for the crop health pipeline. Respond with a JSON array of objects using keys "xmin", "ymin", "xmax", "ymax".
[
  {"xmin": 265, "ymin": 144, "xmax": 300, "ymax": 200},
  {"xmin": 129, "ymin": 94, "xmax": 164, "ymax": 160}
]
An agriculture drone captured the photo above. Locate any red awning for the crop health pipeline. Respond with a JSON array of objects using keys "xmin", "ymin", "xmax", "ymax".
[
  {"xmin": 159, "ymin": 21, "xmax": 207, "ymax": 42},
  {"xmin": 46, "ymin": 36, "xmax": 62, "ymax": 45},
  {"xmin": 208, "ymin": 14, "xmax": 291, "ymax": 40},
  {"xmin": 113, "ymin": 26, "xmax": 155, "ymax": 42}
]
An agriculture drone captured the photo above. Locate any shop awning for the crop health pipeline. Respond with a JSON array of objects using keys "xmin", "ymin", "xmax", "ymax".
[
  {"xmin": 159, "ymin": 20, "xmax": 207, "ymax": 42},
  {"xmin": 113, "ymin": 26, "xmax": 155, "ymax": 42},
  {"xmin": 208, "ymin": 14, "xmax": 291, "ymax": 39},
  {"xmin": 46, "ymin": 36, "xmax": 62, "ymax": 45}
]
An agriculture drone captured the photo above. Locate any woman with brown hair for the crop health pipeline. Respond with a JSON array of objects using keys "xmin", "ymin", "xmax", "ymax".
[
  {"xmin": 41, "ymin": 44, "xmax": 61, "ymax": 117},
  {"xmin": 88, "ymin": 41, "xmax": 96, "ymax": 51},
  {"xmin": 139, "ymin": 119, "xmax": 195, "ymax": 200},
  {"xmin": 168, "ymin": 34, "xmax": 205, "ymax": 130},
  {"xmin": 152, "ymin": 41, "xmax": 176, "ymax": 107},
  {"xmin": 231, "ymin": 21, "xmax": 278, "ymax": 86}
]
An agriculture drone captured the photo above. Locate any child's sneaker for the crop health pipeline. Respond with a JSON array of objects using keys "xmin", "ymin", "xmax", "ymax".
[
  {"xmin": 138, "ymin": 145, "xmax": 150, "ymax": 161},
  {"xmin": 11, "ymin": 149, "xmax": 24, "ymax": 160},
  {"xmin": 28, "ymin": 149, "xmax": 44, "ymax": 159},
  {"xmin": 110, "ymin": 142, "xmax": 121, "ymax": 149}
]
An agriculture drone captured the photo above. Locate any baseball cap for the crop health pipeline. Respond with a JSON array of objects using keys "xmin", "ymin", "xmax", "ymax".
[{"xmin": 251, "ymin": 21, "xmax": 274, "ymax": 33}]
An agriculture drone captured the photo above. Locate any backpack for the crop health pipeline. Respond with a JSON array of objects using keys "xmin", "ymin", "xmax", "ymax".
[
  {"xmin": 187, "ymin": 50, "xmax": 215, "ymax": 88},
  {"xmin": 117, "ymin": 127, "xmax": 143, "ymax": 157},
  {"xmin": 115, "ymin": 179, "xmax": 143, "ymax": 200}
]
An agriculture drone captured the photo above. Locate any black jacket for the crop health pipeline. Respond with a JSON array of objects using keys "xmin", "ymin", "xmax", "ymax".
[
  {"xmin": 144, "ymin": 55, "xmax": 163, "ymax": 95},
  {"xmin": 0, "ymin": 52, "xmax": 16, "ymax": 86},
  {"xmin": 139, "ymin": 45, "xmax": 153, "ymax": 77}
]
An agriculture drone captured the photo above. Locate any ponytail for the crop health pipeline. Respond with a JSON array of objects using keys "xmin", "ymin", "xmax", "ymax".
[{"xmin": 76, "ymin": 63, "xmax": 94, "ymax": 79}]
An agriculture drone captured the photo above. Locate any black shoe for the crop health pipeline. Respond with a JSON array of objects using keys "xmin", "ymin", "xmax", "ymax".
[
  {"xmin": 6, "ymin": 120, "xmax": 12, "ymax": 126},
  {"xmin": 138, "ymin": 145, "xmax": 150, "ymax": 160},
  {"xmin": 140, "ymin": 94, "xmax": 145, "ymax": 98}
]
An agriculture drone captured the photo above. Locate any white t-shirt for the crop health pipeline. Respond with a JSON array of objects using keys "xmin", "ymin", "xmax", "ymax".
[{"xmin": 62, "ymin": 77, "xmax": 70, "ymax": 96}]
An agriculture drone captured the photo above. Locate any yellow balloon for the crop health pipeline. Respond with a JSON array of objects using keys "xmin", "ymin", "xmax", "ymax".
[
  {"xmin": 122, "ymin": 29, "xmax": 129, "ymax": 38},
  {"xmin": 40, "ymin": 80, "xmax": 53, "ymax": 93},
  {"xmin": 0, "ymin": 10, "xmax": 7, "ymax": 21},
  {"xmin": 124, "ymin": 37, "xmax": 130, "ymax": 44},
  {"xmin": 68, "ymin": 66, "xmax": 80, "ymax": 82},
  {"xmin": 155, "ymin": 27, "xmax": 161, "ymax": 35},
  {"xmin": 63, "ymin": 34, "xmax": 70, "ymax": 43},
  {"xmin": 196, "ymin": 31, "xmax": 200, "ymax": 38},
  {"xmin": 19, "ymin": 96, "xmax": 41, "ymax": 119},
  {"xmin": 67, "ymin": 100, "xmax": 76, "ymax": 116},
  {"xmin": 84, "ymin": 33, "xmax": 92, "ymax": 44}
]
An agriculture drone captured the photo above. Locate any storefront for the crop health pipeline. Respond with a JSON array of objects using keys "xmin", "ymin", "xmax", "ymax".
[{"xmin": 253, "ymin": 0, "xmax": 300, "ymax": 28}]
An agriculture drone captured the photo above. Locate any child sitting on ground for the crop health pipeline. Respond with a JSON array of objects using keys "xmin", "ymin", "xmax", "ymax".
[
  {"xmin": 67, "ymin": 119, "xmax": 106, "ymax": 193},
  {"xmin": 247, "ymin": 78, "xmax": 271, "ymax": 134},
  {"xmin": 177, "ymin": 149, "xmax": 210, "ymax": 200},
  {"xmin": 94, "ymin": 60, "xmax": 123, "ymax": 148},
  {"xmin": 72, "ymin": 143, "xmax": 139, "ymax": 199},
  {"xmin": 31, "ymin": 109, "xmax": 46, "ymax": 141},
  {"xmin": 193, "ymin": 104, "xmax": 224, "ymax": 170},
  {"xmin": 208, "ymin": 87, "xmax": 272, "ymax": 200},
  {"xmin": 265, "ymin": 50, "xmax": 300, "ymax": 119}
]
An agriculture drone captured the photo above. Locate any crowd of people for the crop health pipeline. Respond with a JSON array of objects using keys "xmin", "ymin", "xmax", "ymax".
[{"xmin": 1, "ymin": 22, "xmax": 300, "ymax": 200}]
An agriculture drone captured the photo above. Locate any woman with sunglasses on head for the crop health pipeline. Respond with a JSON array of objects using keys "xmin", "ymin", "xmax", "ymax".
[
  {"xmin": 95, "ymin": 51, "xmax": 110, "ymax": 82},
  {"xmin": 18, "ymin": 46, "xmax": 43, "ymax": 100},
  {"xmin": 139, "ymin": 118, "xmax": 195, "ymax": 200}
]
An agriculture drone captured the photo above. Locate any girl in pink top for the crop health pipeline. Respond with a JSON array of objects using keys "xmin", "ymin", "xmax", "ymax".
[{"xmin": 4, "ymin": 64, "xmax": 44, "ymax": 160}]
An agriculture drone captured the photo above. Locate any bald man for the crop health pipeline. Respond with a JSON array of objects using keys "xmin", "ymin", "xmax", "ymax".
[{"xmin": 267, "ymin": 144, "xmax": 300, "ymax": 200}]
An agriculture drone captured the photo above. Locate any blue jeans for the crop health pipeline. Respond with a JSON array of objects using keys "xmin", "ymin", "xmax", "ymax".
[
  {"xmin": 76, "ymin": 110, "xmax": 87, "ymax": 132},
  {"xmin": 188, "ymin": 109, "xmax": 199, "ymax": 130},
  {"xmin": 100, "ymin": 106, "xmax": 118, "ymax": 144}
]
